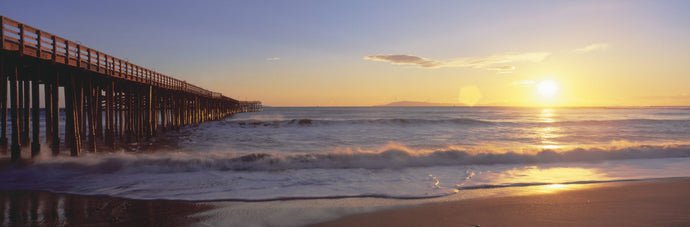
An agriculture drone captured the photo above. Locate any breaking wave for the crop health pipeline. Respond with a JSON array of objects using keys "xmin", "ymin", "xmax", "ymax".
[{"xmin": 10, "ymin": 144, "xmax": 690, "ymax": 174}]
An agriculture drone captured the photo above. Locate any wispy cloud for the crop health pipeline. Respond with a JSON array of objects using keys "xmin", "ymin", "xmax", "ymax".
[
  {"xmin": 364, "ymin": 52, "xmax": 550, "ymax": 71},
  {"xmin": 266, "ymin": 57, "xmax": 280, "ymax": 61},
  {"xmin": 487, "ymin": 65, "xmax": 516, "ymax": 73},
  {"xmin": 363, "ymin": 54, "xmax": 442, "ymax": 68},
  {"xmin": 452, "ymin": 52, "xmax": 550, "ymax": 68},
  {"xmin": 573, "ymin": 43, "xmax": 610, "ymax": 53}
]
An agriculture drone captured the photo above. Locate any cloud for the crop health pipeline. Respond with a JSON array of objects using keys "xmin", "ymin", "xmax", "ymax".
[
  {"xmin": 364, "ymin": 52, "xmax": 550, "ymax": 71},
  {"xmin": 266, "ymin": 57, "xmax": 280, "ymax": 61},
  {"xmin": 573, "ymin": 43, "xmax": 610, "ymax": 53},
  {"xmin": 452, "ymin": 52, "xmax": 551, "ymax": 68},
  {"xmin": 363, "ymin": 54, "xmax": 442, "ymax": 68},
  {"xmin": 487, "ymin": 65, "xmax": 516, "ymax": 73}
]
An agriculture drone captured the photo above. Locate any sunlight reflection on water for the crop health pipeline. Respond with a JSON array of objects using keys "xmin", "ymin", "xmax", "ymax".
[{"xmin": 537, "ymin": 108, "xmax": 564, "ymax": 150}]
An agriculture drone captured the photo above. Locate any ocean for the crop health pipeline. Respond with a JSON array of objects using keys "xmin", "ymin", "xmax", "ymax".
[{"xmin": 1, "ymin": 107, "xmax": 689, "ymax": 202}]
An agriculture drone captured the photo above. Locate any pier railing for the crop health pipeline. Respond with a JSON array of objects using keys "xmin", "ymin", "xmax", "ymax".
[{"xmin": 1, "ymin": 16, "xmax": 219, "ymax": 97}]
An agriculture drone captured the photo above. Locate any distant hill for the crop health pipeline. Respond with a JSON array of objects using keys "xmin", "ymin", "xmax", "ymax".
[{"xmin": 376, "ymin": 101, "xmax": 461, "ymax": 107}]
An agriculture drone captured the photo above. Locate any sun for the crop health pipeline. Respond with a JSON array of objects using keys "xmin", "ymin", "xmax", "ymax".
[{"xmin": 536, "ymin": 80, "xmax": 559, "ymax": 98}]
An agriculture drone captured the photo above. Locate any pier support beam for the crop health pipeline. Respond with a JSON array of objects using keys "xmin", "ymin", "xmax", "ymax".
[
  {"xmin": 118, "ymin": 90, "xmax": 124, "ymax": 142},
  {"xmin": 22, "ymin": 75, "xmax": 30, "ymax": 146},
  {"xmin": 95, "ymin": 84, "xmax": 103, "ymax": 140},
  {"xmin": 86, "ymin": 78, "xmax": 96, "ymax": 153},
  {"xmin": 31, "ymin": 72, "xmax": 40, "ymax": 157},
  {"xmin": 51, "ymin": 72, "xmax": 59, "ymax": 155},
  {"xmin": 0, "ymin": 54, "xmax": 7, "ymax": 148},
  {"xmin": 125, "ymin": 87, "xmax": 133, "ymax": 143},
  {"xmin": 17, "ymin": 77, "xmax": 24, "ymax": 146},
  {"xmin": 105, "ymin": 80, "xmax": 114, "ymax": 150},
  {"xmin": 78, "ymin": 78, "xmax": 84, "ymax": 147},
  {"xmin": 66, "ymin": 74, "xmax": 81, "ymax": 156},
  {"xmin": 147, "ymin": 85, "xmax": 153, "ymax": 138},
  {"xmin": 10, "ymin": 62, "xmax": 21, "ymax": 160},
  {"xmin": 44, "ymin": 78, "xmax": 53, "ymax": 148}
]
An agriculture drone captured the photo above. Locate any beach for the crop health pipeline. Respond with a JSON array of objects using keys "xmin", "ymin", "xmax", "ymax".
[
  {"xmin": 317, "ymin": 178, "xmax": 690, "ymax": 227},
  {"xmin": 2, "ymin": 178, "xmax": 688, "ymax": 226}
]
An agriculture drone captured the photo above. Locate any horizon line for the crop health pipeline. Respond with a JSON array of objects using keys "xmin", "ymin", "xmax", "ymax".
[{"xmin": 261, "ymin": 105, "xmax": 690, "ymax": 108}]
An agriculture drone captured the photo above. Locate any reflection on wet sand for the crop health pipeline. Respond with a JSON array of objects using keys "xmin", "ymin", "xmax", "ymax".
[
  {"xmin": 0, "ymin": 190, "xmax": 210, "ymax": 226},
  {"xmin": 493, "ymin": 167, "xmax": 610, "ymax": 184}
]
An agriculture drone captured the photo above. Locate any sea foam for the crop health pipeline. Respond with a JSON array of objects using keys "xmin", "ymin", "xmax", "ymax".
[{"xmin": 8, "ymin": 143, "xmax": 689, "ymax": 174}]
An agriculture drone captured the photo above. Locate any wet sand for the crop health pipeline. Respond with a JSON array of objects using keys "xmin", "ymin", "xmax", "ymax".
[
  {"xmin": 0, "ymin": 190, "xmax": 210, "ymax": 226},
  {"xmin": 316, "ymin": 178, "xmax": 690, "ymax": 227},
  {"xmin": 1, "ymin": 178, "xmax": 689, "ymax": 226}
]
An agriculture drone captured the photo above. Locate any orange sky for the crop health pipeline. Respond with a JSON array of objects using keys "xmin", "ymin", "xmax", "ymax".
[
  {"xmin": 5, "ymin": 1, "xmax": 689, "ymax": 107},
  {"xmin": 196, "ymin": 2, "xmax": 689, "ymax": 107}
]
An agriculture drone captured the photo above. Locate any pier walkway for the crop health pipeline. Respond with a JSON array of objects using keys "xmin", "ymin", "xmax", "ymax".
[{"xmin": 0, "ymin": 15, "xmax": 262, "ymax": 160}]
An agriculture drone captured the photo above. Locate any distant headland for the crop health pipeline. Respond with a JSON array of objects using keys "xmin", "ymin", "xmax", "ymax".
[{"xmin": 376, "ymin": 101, "xmax": 461, "ymax": 107}]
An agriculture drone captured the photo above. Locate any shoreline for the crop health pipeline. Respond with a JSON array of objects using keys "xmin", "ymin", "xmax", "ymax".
[
  {"xmin": 316, "ymin": 178, "xmax": 690, "ymax": 226},
  {"xmin": 2, "ymin": 178, "xmax": 689, "ymax": 226}
]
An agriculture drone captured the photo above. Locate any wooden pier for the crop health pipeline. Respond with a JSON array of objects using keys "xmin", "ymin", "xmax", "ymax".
[{"xmin": 0, "ymin": 15, "xmax": 262, "ymax": 160}]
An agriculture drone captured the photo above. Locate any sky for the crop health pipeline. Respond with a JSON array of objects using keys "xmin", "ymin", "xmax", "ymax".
[{"xmin": 2, "ymin": 0, "xmax": 689, "ymax": 106}]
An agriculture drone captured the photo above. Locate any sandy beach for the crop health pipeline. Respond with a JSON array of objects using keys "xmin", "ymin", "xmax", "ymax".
[
  {"xmin": 316, "ymin": 178, "xmax": 690, "ymax": 227},
  {"xmin": 1, "ymin": 178, "xmax": 688, "ymax": 226}
]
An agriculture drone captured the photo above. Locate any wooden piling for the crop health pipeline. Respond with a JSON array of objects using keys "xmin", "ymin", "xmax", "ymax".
[
  {"xmin": 51, "ymin": 72, "xmax": 59, "ymax": 155},
  {"xmin": 147, "ymin": 85, "xmax": 153, "ymax": 138},
  {"xmin": 0, "ymin": 53, "xmax": 7, "ymax": 147},
  {"xmin": 17, "ymin": 76, "xmax": 24, "ymax": 146},
  {"xmin": 86, "ymin": 78, "xmax": 96, "ymax": 152},
  {"xmin": 95, "ymin": 84, "xmax": 103, "ymax": 140},
  {"xmin": 118, "ymin": 90, "xmax": 124, "ymax": 141},
  {"xmin": 44, "ymin": 78, "xmax": 53, "ymax": 146},
  {"xmin": 105, "ymin": 80, "xmax": 114, "ymax": 149},
  {"xmin": 66, "ymin": 73, "xmax": 82, "ymax": 156},
  {"xmin": 10, "ymin": 61, "xmax": 20, "ymax": 160},
  {"xmin": 31, "ymin": 71, "xmax": 40, "ymax": 156},
  {"xmin": 22, "ymin": 74, "xmax": 30, "ymax": 145},
  {"xmin": 77, "ymin": 77, "xmax": 84, "ymax": 147}
]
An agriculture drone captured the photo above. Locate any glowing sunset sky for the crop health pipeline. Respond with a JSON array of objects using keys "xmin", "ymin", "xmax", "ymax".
[{"xmin": 3, "ymin": 1, "xmax": 689, "ymax": 106}]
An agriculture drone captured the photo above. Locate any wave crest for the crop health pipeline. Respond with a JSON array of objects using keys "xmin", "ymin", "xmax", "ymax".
[{"xmin": 15, "ymin": 144, "xmax": 690, "ymax": 173}]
